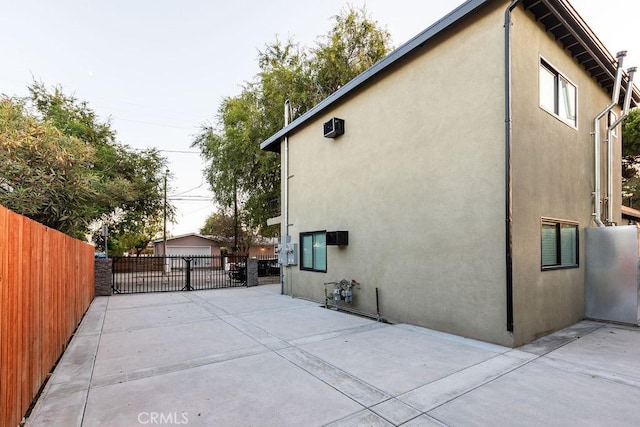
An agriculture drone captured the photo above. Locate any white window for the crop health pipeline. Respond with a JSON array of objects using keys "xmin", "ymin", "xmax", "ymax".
[{"xmin": 539, "ymin": 58, "xmax": 577, "ymax": 127}]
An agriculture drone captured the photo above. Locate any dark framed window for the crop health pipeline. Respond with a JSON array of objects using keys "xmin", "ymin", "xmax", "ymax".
[
  {"xmin": 541, "ymin": 218, "xmax": 579, "ymax": 270},
  {"xmin": 539, "ymin": 58, "xmax": 577, "ymax": 127},
  {"xmin": 300, "ymin": 231, "xmax": 326, "ymax": 272}
]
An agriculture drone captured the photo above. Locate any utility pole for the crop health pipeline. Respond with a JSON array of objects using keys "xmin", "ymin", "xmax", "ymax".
[
  {"xmin": 233, "ymin": 180, "xmax": 238, "ymax": 254},
  {"xmin": 102, "ymin": 224, "xmax": 108, "ymax": 259},
  {"xmin": 163, "ymin": 169, "xmax": 168, "ymax": 272}
]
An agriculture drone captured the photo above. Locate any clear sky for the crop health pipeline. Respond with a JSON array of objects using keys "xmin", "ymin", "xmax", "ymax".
[{"xmin": 2, "ymin": 0, "xmax": 639, "ymax": 236}]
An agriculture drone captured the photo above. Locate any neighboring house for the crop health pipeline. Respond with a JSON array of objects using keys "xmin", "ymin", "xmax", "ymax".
[
  {"xmin": 152, "ymin": 233, "xmax": 277, "ymax": 260},
  {"xmin": 249, "ymin": 237, "xmax": 279, "ymax": 259},
  {"xmin": 261, "ymin": 0, "xmax": 639, "ymax": 346},
  {"xmin": 153, "ymin": 233, "xmax": 224, "ymax": 268},
  {"xmin": 153, "ymin": 233, "xmax": 223, "ymax": 257}
]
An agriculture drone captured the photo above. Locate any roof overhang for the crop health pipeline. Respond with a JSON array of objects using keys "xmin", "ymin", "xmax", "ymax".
[
  {"xmin": 522, "ymin": 0, "xmax": 640, "ymax": 107},
  {"xmin": 260, "ymin": 0, "xmax": 640, "ymax": 153},
  {"xmin": 152, "ymin": 233, "xmax": 217, "ymax": 244}
]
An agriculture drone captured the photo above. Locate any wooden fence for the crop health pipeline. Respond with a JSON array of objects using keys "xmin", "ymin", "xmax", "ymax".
[{"xmin": 0, "ymin": 205, "xmax": 95, "ymax": 427}]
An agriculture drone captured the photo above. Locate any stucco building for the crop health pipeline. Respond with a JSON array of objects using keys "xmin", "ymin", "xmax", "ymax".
[{"xmin": 261, "ymin": 0, "xmax": 639, "ymax": 346}]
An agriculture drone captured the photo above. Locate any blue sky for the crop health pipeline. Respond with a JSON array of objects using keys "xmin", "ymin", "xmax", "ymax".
[{"xmin": 2, "ymin": 0, "xmax": 639, "ymax": 235}]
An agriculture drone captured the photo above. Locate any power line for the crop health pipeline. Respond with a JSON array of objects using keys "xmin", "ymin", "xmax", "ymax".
[
  {"xmin": 170, "ymin": 183, "xmax": 206, "ymax": 197},
  {"xmin": 159, "ymin": 149, "xmax": 200, "ymax": 154},
  {"xmin": 169, "ymin": 197, "xmax": 212, "ymax": 202},
  {"xmin": 113, "ymin": 117, "xmax": 197, "ymax": 130}
]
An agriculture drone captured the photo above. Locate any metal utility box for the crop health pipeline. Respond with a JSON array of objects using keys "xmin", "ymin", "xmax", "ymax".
[
  {"xmin": 585, "ymin": 226, "xmax": 640, "ymax": 324},
  {"xmin": 277, "ymin": 236, "xmax": 298, "ymax": 266}
]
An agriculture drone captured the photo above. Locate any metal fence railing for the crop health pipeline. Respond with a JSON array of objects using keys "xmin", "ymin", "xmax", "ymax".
[{"xmin": 112, "ymin": 255, "xmax": 247, "ymax": 293}]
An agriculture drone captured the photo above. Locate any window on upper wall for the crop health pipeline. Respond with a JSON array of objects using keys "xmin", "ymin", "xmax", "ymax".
[
  {"xmin": 541, "ymin": 218, "xmax": 579, "ymax": 270},
  {"xmin": 300, "ymin": 231, "xmax": 326, "ymax": 272},
  {"xmin": 539, "ymin": 58, "xmax": 577, "ymax": 127}
]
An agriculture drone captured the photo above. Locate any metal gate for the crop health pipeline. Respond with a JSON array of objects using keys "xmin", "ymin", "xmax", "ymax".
[{"xmin": 112, "ymin": 255, "xmax": 247, "ymax": 294}]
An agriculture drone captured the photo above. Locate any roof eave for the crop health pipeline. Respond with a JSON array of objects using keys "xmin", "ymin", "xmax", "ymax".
[
  {"xmin": 260, "ymin": 0, "xmax": 639, "ymax": 153},
  {"xmin": 260, "ymin": 0, "xmax": 491, "ymax": 152}
]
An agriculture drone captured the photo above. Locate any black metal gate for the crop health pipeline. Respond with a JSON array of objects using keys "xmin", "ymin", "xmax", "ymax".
[{"xmin": 111, "ymin": 255, "xmax": 247, "ymax": 294}]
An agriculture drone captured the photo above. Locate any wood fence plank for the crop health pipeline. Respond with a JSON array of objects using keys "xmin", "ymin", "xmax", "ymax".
[
  {"xmin": 0, "ymin": 206, "xmax": 10, "ymax": 427},
  {"xmin": 0, "ymin": 205, "xmax": 95, "ymax": 427}
]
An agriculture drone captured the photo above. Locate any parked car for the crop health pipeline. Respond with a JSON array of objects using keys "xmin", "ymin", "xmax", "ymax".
[
  {"xmin": 228, "ymin": 262, "xmax": 246, "ymax": 281},
  {"xmin": 258, "ymin": 259, "xmax": 280, "ymax": 277},
  {"xmin": 94, "ymin": 252, "xmax": 107, "ymax": 259}
]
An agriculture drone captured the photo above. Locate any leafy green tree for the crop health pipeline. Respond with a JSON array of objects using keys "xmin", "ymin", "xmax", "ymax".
[
  {"xmin": 623, "ymin": 108, "xmax": 640, "ymax": 165},
  {"xmin": 0, "ymin": 98, "xmax": 100, "ymax": 236},
  {"xmin": 199, "ymin": 210, "xmax": 258, "ymax": 255},
  {"xmin": 194, "ymin": 6, "xmax": 392, "ymax": 231},
  {"xmin": 1, "ymin": 82, "xmax": 173, "ymax": 241},
  {"xmin": 312, "ymin": 6, "xmax": 391, "ymax": 98},
  {"xmin": 200, "ymin": 211, "xmax": 237, "ymax": 237},
  {"xmin": 622, "ymin": 108, "xmax": 640, "ymax": 209},
  {"xmin": 28, "ymin": 81, "xmax": 115, "ymax": 147}
]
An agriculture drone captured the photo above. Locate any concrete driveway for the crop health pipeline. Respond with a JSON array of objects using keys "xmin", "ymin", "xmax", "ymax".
[{"xmin": 26, "ymin": 284, "xmax": 640, "ymax": 426}]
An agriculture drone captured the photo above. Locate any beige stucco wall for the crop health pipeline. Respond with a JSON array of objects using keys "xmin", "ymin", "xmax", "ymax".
[
  {"xmin": 282, "ymin": 3, "xmax": 514, "ymax": 346},
  {"xmin": 509, "ymin": 7, "xmax": 622, "ymax": 345}
]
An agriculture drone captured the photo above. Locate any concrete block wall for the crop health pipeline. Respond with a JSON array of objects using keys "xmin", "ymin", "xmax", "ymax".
[
  {"xmin": 94, "ymin": 259, "xmax": 112, "ymax": 296},
  {"xmin": 247, "ymin": 258, "xmax": 258, "ymax": 287}
]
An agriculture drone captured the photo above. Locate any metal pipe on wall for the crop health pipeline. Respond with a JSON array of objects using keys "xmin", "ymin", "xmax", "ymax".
[
  {"xmin": 281, "ymin": 100, "xmax": 291, "ymax": 295},
  {"xmin": 606, "ymin": 67, "xmax": 637, "ymax": 224},
  {"xmin": 503, "ymin": 0, "xmax": 521, "ymax": 333},
  {"xmin": 594, "ymin": 51, "xmax": 626, "ymax": 227}
]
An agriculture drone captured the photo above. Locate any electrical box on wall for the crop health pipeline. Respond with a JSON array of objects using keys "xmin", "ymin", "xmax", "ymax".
[
  {"xmin": 286, "ymin": 243, "xmax": 298, "ymax": 265},
  {"xmin": 277, "ymin": 244, "xmax": 287, "ymax": 265},
  {"xmin": 277, "ymin": 236, "xmax": 297, "ymax": 266},
  {"xmin": 323, "ymin": 117, "xmax": 344, "ymax": 138},
  {"xmin": 277, "ymin": 242, "xmax": 298, "ymax": 265},
  {"xmin": 326, "ymin": 231, "xmax": 348, "ymax": 246}
]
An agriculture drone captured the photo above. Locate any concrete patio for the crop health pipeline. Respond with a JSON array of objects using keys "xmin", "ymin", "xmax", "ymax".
[{"xmin": 26, "ymin": 284, "xmax": 640, "ymax": 426}]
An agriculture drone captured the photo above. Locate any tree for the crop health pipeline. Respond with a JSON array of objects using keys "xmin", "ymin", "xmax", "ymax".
[
  {"xmin": 199, "ymin": 210, "xmax": 257, "ymax": 255},
  {"xmin": 193, "ymin": 6, "xmax": 392, "ymax": 231},
  {"xmin": 622, "ymin": 108, "xmax": 640, "ymax": 208},
  {"xmin": 200, "ymin": 211, "xmax": 237, "ymax": 237},
  {"xmin": 312, "ymin": 6, "xmax": 391, "ymax": 98},
  {"xmin": 0, "ymin": 98, "xmax": 100, "ymax": 237},
  {"xmin": 0, "ymin": 82, "xmax": 173, "ymax": 241}
]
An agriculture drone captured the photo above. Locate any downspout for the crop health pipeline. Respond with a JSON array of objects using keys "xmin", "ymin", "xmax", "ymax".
[
  {"xmin": 606, "ymin": 67, "xmax": 636, "ymax": 224},
  {"xmin": 504, "ymin": 0, "xmax": 520, "ymax": 333},
  {"xmin": 281, "ymin": 100, "xmax": 291, "ymax": 295},
  {"xmin": 594, "ymin": 51, "xmax": 626, "ymax": 227}
]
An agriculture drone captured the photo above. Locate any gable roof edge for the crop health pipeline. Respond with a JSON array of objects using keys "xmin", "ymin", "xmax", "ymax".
[{"xmin": 260, "ymin": 0, "xmax": 491, "ymax": 152}]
